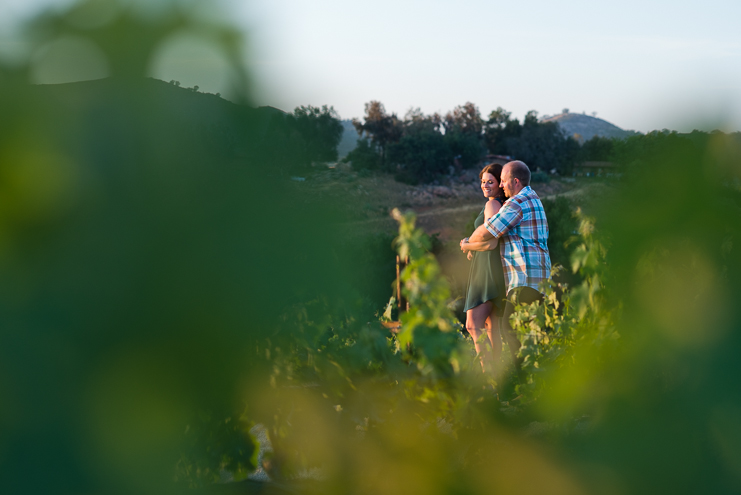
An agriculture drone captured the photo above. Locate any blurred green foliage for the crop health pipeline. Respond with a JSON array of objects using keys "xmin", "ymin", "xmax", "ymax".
[
  {"xmin": 0, "ymin": 1, "xmax": 346, "ymax": 493},
  {"xmin": 175, "ymin": 408, "xmax": 258, "ymax": 487},
  {"xmin": 541, "ymin": 196, "xmax": 580, "ymax": 284},
  {"xmin": 568, "ymin": 129, "xmax": 741, "ymax": 494},
  {"xmin": 3, "ymin": 1, "xmax": 741, "ymax": 494}
]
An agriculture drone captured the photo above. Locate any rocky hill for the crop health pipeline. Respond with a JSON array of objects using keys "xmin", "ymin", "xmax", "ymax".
[{"xmin": 542, "ymin": 112, "xmax": 639, "ymax": 143}]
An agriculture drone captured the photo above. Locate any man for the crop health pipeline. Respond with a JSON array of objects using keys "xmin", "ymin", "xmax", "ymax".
[{"xmin": 462, "ymin": 160, "xmax": 551, "ymax": 366}]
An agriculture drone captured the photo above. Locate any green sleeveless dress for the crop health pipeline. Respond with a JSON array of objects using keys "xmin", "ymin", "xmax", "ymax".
[{"xmin": 464, "ymin": 202, "xmax": 506, "ymax": 313}]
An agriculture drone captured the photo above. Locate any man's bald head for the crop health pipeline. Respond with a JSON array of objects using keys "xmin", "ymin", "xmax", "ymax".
[
  {"xmin": 504, "ymin": 160, "xmax": 531, "ymax": 186},
  {"xmin": 500, "ymin": 161, "xmax": 530, "ymax": 198}
]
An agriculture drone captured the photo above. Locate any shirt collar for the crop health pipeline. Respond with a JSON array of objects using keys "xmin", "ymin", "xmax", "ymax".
[{"xmin": 505, "ymin": 185, "xmax": 532, "ymax": 202}]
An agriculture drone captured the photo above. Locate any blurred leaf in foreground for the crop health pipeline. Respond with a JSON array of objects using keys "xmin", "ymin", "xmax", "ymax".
[{"xmin": 0, "ymin": 1, "xmax": 346, "ymax": 493}]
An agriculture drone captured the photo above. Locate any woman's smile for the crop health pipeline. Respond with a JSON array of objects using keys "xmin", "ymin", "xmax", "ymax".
[{"xmin": 480, "ymin": 172, "xmax": 499, "ymax": 198}]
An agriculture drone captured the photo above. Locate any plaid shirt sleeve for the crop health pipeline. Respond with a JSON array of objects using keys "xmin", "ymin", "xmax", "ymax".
[{"xmin": 484, "ymin": 201, "xmax": 522, "ymax": 238}]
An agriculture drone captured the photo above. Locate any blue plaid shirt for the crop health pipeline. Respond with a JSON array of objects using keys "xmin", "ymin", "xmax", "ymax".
[{"xmin": 485, "ymin": 186, "xmax": 551, "ymax": 294}]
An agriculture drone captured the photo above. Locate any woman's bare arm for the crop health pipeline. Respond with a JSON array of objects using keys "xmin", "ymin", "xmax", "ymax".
[
  {"xmin": 484, "ymin": 199, "xmax": 501, "ymax": 222},
  {"xmin": 461, "ymin": 199, "xmax": 502, "ymax": 254}
]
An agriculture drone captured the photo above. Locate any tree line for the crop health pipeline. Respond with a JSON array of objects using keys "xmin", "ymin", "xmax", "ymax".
[
  {"xmin": 268, "ymin": 102, "xmax": 741, "ymax": 189},
  {"xmin": 284, "ymin": 101, "xmax": 585, "ymax": 183},
  {"xmin": 344, "ymin": 101, "xmax": 584, "ymax": 184}
]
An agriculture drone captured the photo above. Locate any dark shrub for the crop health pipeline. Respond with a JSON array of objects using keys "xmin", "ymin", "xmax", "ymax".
[
  {"xmin": 531, "ymin": 170, "xmax": 551, "ymax": 183},
  {"xmin": 541, "ymin": 196, "xmax": 578, "ymax": 284}
]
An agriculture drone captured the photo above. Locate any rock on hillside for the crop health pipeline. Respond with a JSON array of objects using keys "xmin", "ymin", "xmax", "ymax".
[{"xmin": 542, "ymin": 112, "xmax": 639, "ymax": 143}]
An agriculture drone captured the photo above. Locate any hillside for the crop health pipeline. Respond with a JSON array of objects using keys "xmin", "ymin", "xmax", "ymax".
[
  {"xmin": 542, "ymin": 112, "xmax": 639, "ymax": 142},
  {"xmin": 337, "ymin": 119, "xmax": 360, "ymax": 158},
  {"xmin": 28, "ymin": 77, "xmax": 291, "ymax": 165}
]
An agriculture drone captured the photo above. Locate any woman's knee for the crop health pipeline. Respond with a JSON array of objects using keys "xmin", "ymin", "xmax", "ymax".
[
  {"xmin": 468, "ymin": 304, "xmax": 490, "ymax": 327},
  {"xmin": 465, "ymin": 320, "xmax": 481, "ymax": 335}
]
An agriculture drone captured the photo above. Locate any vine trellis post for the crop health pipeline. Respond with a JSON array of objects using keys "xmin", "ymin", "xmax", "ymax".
[{"xmin": 396, "ymin": 254, "xmax": 409, "ymax": 313}]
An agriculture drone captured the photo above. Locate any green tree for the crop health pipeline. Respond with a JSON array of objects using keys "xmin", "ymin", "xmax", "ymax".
[
  {"xmin": 509, "ymin": 119, "xmax": 577, "ymax": 173},
  {"xmin": 443, "ymin": 102, "xmax": 484, "ymax": 136},
  {"xmin": 485, "ymin": 109, "xmax": 578, "ymax": 173},
  {"xmin": 443, "ymin": 102, "xmax": 486, "ymax": 168},
  {"xmin": 344, "ymin": 138, "xmax": 382, "ymax": 171},
  {"xmin": 523, "ymin": 109, "xmax": 540, "ymax": 127},
  {"xmin": 289, "ymin": 105, "xmax": 344, "ymax": 164},
  {"xmin": 403, "ymin": 107, "xmax": 442, "ymax": 135},
  {"xmin": 610, "ymin": 130, "xmax": 695, "ymax": 169},
  {"xmin": 484, "ymin": 107, "xmax": 521, "ymax": 156},
  {"xmin": 387, "ymin": 129, "xmax": 451, "ymax": 184},
  {"xmin": 352, "ymin": 101, "xmax": 402, "ymax": 167},
  {"xmin": 579, "ymin": 135, "xmax": 614, "ymax": 162},
  {"xmin": 444, "ymin": 132, "xmax": 485, "ymax": 169}
]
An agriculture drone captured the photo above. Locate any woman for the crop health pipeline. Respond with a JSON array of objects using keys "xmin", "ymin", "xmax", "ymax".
[{"xmin": 461, "ymin": 164, "xmax": 507, "ymax": 373}]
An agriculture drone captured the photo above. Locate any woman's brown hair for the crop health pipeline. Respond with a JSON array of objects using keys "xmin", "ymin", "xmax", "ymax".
[{"xmin": 479, "ymin": 163, "xmax": 506, "ymax": 203}]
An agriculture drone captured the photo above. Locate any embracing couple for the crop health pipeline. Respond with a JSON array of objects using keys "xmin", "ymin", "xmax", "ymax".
[{"xmin": 460, "ymin": 160, "xmax": 551, "ymax": 375}]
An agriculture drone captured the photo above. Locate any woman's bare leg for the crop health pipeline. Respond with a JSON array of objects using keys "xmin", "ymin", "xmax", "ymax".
[
  {"xmin": 485, "ymin": 310, "xmax": 502, "ymax": 377},
  {"xmin": 466, "ymin": 302, "xmax": 494, "ymax": 373}
]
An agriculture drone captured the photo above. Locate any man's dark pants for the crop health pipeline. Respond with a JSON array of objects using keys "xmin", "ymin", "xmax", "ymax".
[{"xmin": 501, "ymin": 286, "xmax": 544, "ymax": 370}]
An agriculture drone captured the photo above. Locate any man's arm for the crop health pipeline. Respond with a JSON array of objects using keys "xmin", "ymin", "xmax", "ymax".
[
  {"xmin": 466, "ymin": 200, "xmax": 522, "ymax": 246},
  {"xmin": 484, "ymin": 201, "xmax": 523, "ymax": 240},
  {"xmin": 468, "ymin": 223, "xmax": 494, "ymax": 243},
  {"xmin": 460, "ymin": 237, "xmax": 498, "ymax": 253}
]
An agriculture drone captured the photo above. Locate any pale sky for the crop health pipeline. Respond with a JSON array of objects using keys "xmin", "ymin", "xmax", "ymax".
[{"xmin": 3, "ymin": 0, "xmax": 741, "ymax": 133}]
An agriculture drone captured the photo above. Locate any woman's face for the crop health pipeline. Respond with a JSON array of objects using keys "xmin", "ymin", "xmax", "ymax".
[{"xmin": 480, "ymin": 172, "xmax": 499, "ymax": 198}]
